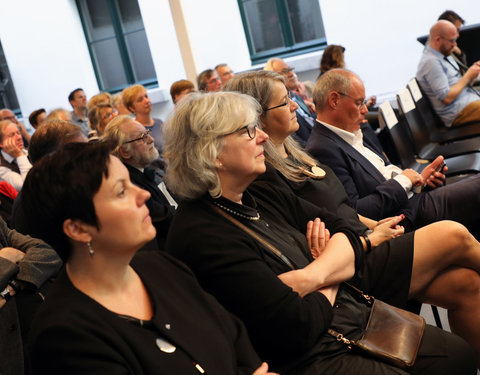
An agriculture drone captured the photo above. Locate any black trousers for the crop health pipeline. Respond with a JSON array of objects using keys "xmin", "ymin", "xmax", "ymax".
[{"xmin": 299, "ymin": 324, "xmax": 476, "ymax": 375}]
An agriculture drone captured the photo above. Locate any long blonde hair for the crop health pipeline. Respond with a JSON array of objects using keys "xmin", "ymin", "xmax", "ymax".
[{"xmin": 224, "ymin": 71, "xmax": 318, "ymax": 182}]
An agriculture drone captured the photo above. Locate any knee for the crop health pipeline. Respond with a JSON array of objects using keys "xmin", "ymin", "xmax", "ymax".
[{"xmin": 438, "ymin": 220, "xmax": 476, "ymax": 252}]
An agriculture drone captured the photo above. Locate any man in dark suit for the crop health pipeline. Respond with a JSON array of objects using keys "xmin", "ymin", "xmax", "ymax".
[
  {"xmin": 306, "ymin": 68, "xmax": 480, "ymax": 236},
  {"xmin": 103, "ymin": 115, "xmax": 177, "ymax": 249}
]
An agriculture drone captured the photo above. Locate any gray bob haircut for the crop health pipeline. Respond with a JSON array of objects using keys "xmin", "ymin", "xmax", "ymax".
[
  {"xmin": 313, "ymin": 68, "xmax": 354, "ymax": 111},
  {"xmin": 162, "ymin": 91, "xmax": 262, "ymax": 200}
]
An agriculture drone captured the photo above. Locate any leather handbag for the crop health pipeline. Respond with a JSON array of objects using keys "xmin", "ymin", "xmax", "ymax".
[
  {"xmin": 212, "ymin": 202, "xmax": 426, "ymax": 369},
  {"xmin": 328, "ymin": 284, "xmax": 425, "ymax": 370}
]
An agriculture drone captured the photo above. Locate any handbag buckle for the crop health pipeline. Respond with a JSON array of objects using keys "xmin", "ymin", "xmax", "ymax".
[{"xmin": 335, "ymin": 333, "xmax": 353, "ymax": 349}]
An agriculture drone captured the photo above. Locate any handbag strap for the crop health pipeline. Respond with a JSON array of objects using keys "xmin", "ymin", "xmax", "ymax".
[{"xmin": 210, "ymin": 203, "xmax": 295, "ymax": 270}]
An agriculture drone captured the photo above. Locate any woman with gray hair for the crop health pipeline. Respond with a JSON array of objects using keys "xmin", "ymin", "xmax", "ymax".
[{"xmin": 164, "ymin": 91, "xmax": 475, "ymax": 375}]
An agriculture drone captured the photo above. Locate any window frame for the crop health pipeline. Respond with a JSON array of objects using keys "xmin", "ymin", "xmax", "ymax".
[
  {"xmin": 76, "ymin": 0, "xmax": 158, "ymax": 93},
  {"xmin": 237, "ymin": 0, "xmax": 327, "ymax": 64}
]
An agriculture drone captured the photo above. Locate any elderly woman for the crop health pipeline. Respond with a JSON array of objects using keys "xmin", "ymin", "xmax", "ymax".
[
  {"xmin": 23, "ymin": 142, "xmax": 276, "ymax": 375},
  {"xmin": 163, "ymin": 91, "xmax": 476, "ymax": 375},
  {"xmin": 87, "ymin": 103, "xmax": 117, "ymax": 139},
  {"xmin": 224, "ymin": 70, "xmax": 480, "ymax": 364}
]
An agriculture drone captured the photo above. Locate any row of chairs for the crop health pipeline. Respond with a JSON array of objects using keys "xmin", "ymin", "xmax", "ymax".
[
  {"xmin": 378, "ymin": 78, "xmax": 480, "ymax": 178},
  {"xmin": 377, "ymin": 79, "xmax": 480, "ymax": 328}
]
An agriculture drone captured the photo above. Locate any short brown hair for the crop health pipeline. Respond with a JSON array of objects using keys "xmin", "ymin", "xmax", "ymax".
[{"xmin": 170, "ymin": 80, "xmax": 195, "ymax": 104}]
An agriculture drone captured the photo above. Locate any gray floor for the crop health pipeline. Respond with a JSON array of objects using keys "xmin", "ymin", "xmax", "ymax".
[{"xmin": 420, "ymin": 305, "xmax": 450, "ymax": 331}]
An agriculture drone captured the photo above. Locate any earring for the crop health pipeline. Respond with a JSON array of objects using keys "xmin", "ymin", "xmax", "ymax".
[{"xmin": 87, "ymin": 242, "xmax": 94, "ymax": 257}]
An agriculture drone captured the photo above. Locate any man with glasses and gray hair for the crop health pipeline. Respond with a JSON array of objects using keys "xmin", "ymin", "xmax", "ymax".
[
  {"xmin": 416, "ymin": 20, "xmax": 480, "ymax": 127},
  {"xmin": 306, "ymin": 68, "xmax": 480, "ymax": 240},
  {"xmin": 103, "ymin": 115, "xmax": 177, "ymax": 250}
]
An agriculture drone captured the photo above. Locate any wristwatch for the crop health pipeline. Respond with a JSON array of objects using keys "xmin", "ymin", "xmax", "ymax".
[{"xmin": 0, "ymin": 285, "xmax": 11, "ymax": 301}]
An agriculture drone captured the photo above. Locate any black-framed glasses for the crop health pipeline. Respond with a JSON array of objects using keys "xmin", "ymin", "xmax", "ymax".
[
  {"xmin": 224, "ymin": 123, "xmax": 257, "ymax": 139},
  {"xmin": 265, "ymin": 96, "xmax": 291, "ymax": 111},
  {"xmin": 123, "ymin": 129, "xmax": 152, "ymax": 145},
  {"xmin": 336, "ymin": 91, "xmax": 368, "ymax": 109}
]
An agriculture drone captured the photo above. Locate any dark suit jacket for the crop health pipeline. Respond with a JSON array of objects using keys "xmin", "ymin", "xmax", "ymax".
[
  {"xmin": 125, "ymin": 164, "xmax": 176, "ymax": 250},
  {"xmin": 305, "ymin": 122, "xmax": 419, "ymax": 221},
  {"xmin": 291, "ymin": 93, "xmax": 315, "ymax": 147}
]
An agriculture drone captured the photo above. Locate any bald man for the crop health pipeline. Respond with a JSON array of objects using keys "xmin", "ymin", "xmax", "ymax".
[{"xmin": 416, "ymin": 20, "xmax": 480, "ymax": 127}]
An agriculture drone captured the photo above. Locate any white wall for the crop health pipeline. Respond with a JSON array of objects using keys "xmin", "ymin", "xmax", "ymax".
[
  {"xmin": 178, "ymin": 0, "xmax": 251, "ymax": 74},
  {"xmin": 0, "ymin": 0, "xmax": 98, "ymax": 125},
  {"xmin": 318, "ymin": 0, "xmax": 480, "ymax": 97},
  {"xmin": 1, "ymin": 0, "xmax": 479, "ymax": 123}
]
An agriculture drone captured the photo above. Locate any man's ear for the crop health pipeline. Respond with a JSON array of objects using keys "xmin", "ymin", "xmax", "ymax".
[
  {"xmin": 328, "ymin": 91, "xmax": 339, "ymax": 109},
  {"xmin": 117, "ymin": 145, "xmax": 132, "ymax": 160},
  {"xmin": 63, "ymin": 219, "xmax": 93, "ymax": 243}
]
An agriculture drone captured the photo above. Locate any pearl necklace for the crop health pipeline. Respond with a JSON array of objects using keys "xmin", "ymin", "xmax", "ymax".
[{"xmin": 213, "ymin": 201, "xmax": 260, "ymax": 221}]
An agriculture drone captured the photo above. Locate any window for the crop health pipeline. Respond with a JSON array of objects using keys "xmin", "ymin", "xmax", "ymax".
[
  {"xmin": 76, "ymin": 0, "xmax": 157, "ymax": 92},
  {"xmin": 0, "ymin": 40, "xmax": 20, "ymax": 114},
  {"xmin": 238, "ymin": 0, "xmax": 327, "ymax": 64}
]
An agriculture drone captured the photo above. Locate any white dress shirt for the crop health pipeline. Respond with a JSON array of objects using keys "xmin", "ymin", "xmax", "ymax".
[
  {"xmin": 0, "ymin": 149, "xmax": 32, "ymax": 191},
  {"xmin": 319, "ymin": 121, "xmax": 413, "ymax": 198}
]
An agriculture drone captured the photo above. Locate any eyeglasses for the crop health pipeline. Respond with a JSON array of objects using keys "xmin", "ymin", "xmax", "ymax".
[
  {"xmin": 336, "ymin": 91, "xmax": 368, "ymax": 109},
  {"xmin": 278, "ymin": 67, "xmax": 294, "ymax": 75},
  {"xmin": 123, "ymin": 129, "xmax": 152, "ymax": 145},
  {"xmin": 439, "ymin": 35, "xmax": 457, "ymax": 43},
  {"xmin": 102, "ymin": 110, "xmax": 117, "ymax": 121},
  {"xmin": 224, "ymin": 123, "xmax": 257, "ymax": 139},
  {"xmin": 265, "ymin": 97, "xmax": 290, "ymax": 111}
]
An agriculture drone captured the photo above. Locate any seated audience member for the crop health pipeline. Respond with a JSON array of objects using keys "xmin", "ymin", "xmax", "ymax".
[
  {"xmin": 122, "ymin": 85, "xmax": 164, "ymax": 166},
  {"xmin": 306, "ymin": 69, "xmax": 480, "ymax": 238},
  {"xmin": 24, "ymin": 141, "xmax": 274, "ymax": 375},
  {"xmin": 225, "ymin": 70, "xmax": 480, "ymax": 359},
  {"xmin": 11, "ymin": 120, "xmax": 87, "ymax": 235},
  {"xmin": 317, "ymin": 45, "xmax": 376, "ymax": 107},
  {"xmin": 197, "ymin": 69, "xmax": 222, "ymax": 92},
  {"xmin": 0, "ymin": 181, "xmax": 17, "ymax": 226},
  {"xmin": 215, "ymin": 63, "xmax": 235, "ymax": 85},
  {"xmin": 416, "ymin": 20, "xmax": 480, "ymax": 127},
  {"xmin": 169, "ymin": 79, "xmax": 195, "ymax": 105},
  {"xmin": 0, "ymin": 120, "xmax": 32, "ymax": 191},
  {"xmin": 28, "ymin": 108, "xmax": 46, "ymax": 130},
  {"xmin": 438, "ymin": 10, "xmax": 468, "ymax": 72},
  {"xmin": 0, "ymin": 219, "xmax": 62, "ymax": 375},
  {"xmin": 87, "ymin": 91, "xmax": 112, "ymax": 112},
  {"xmin": 46, "ymin": 108, "xmax": 71, "ymax": 122},
  {"xmin": 163, "ymin": 91, "xmax": 476, "ymax": 374},
  {"xmin": 68, "ymin": 88, "xmax": 90, "ymax": 136},
  {"xmin": 87, "ymin": 103, "xmax": 117, "ymax": 140},
  {"xmin": 0, "ymin": 108, "xmax": 32, "ymax": 144},
  {"xmin": 104, "ymin": 115, "xmax": 177, "ymax": 249},
  {"xmin": 112, "ymin": 92, "xmax": 131, "ymax": 115},
  {"xmin": 264, "ymin": 57, "xmax": 316, "ymax": 147},
  {"xmin": 318, "ymin": 44, "xmax": 346, "ymax": 79}
]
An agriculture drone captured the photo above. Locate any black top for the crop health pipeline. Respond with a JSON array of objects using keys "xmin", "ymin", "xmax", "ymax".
[
  {"xmin": 28, "ymin": 252, "xmax": 260, "ymax": 374},
  {"xmin": 251, "ymin": 162, "xmax": 414, "ymax": 309},
  {"xmin": 166, "ymin": 189, "xmax": 364, "ymax": 374}
]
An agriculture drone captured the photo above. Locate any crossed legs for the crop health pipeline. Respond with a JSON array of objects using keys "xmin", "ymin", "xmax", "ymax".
[{"xmin": 408, "ymin": 220, "xmax": 480, "ymax": 367}]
